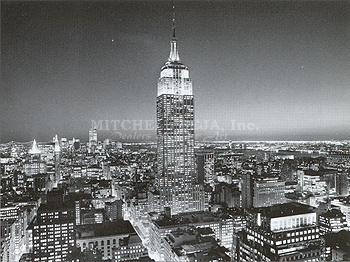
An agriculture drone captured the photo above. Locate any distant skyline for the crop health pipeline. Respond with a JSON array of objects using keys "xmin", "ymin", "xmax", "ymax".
[{"xmin": 1, "ymin": 1, "xmax": 350, "ymax": 143}]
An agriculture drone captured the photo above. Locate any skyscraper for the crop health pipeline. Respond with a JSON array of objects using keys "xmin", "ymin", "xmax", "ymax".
[
  {"xmin": 89, "ymin": 128, "xmax": 97, "ymax": 153},
  {"xmin": 155, "ymin": 11, "xmax": 205, "ymax": 215},
  {"xmin": 335, "ymin": 170, "xmax": 349, "ymax": 196},
  {"xmin": 241, "ymin": 172, "xmax": 253, "ymax": 209},
  {"xmin": 53, "ymin": 135, "xmax": 61, "ymax": 187},
  {"xmin": 24, "ymin": 140, "xmax": 47, "ymax": 176}
]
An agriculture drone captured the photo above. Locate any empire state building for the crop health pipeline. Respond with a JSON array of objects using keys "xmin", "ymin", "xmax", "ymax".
[{"xmin": 155, "ymin": 13, "xmax": 206, "ymax": 215}]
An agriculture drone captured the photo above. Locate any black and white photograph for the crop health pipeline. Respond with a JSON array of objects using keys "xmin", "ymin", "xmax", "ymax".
[{"xmin": 1, "ymin": 0, "xmax": 350, "ymax": 261}]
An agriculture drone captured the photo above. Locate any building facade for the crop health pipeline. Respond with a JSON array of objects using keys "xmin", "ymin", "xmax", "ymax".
[
  {"xmin": 53, "ymin": 135, "xmax": 61, "ymax": 187},
  {"xmin": 113, "ymin": 233, "xmax": 147, "ymax": 261},
  {"xmin": 253, "ymin": 177, "xmax": 286, "ymax": 208},
  {"xmin": 76, "ymin": 220, "xmax": 136, "ymax": 261},
  {"xmin": 241, "ymin": 172, "xmax": 254, "ymax": 209},
  {"xmin": 236, "ymin": 203, "xmax": 325, "ymax": 262},
  {"xmin": 318, "ymin": 209, "xmax": 348, "ymax": 235},
  {"xmin": 32, "ymin": 201, "xmax": 75, "ymax": 261}
]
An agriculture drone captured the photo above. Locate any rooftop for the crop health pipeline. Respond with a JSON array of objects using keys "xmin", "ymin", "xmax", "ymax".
[
  {"xmin": 155, "ymin": 211, "xmax": 220, "ymax": 228},
  {"xmin": 38, "ymin": 201, "xmax": 75, "ymax": 212},
  {"xmin": 181, "ymin": 242, "xmax": 214, "ymax": 254},
  {"xmin": 76, "ymin": 220, "xmax": 135, "ymax": 239},
  {"xmin": 304, "ymin": 170, "xmax": 322, "ymax": 176},
  {"xmin": 255, "ymin": 202, "xmax": 315, "ymax": 218},
  {"xmin": 320, "ymin": 209, "xmax": 346, "ymax": 219},
  {"xmin": 120, "ymin": 233, "xmax": 142, "ymax": 246},
  {"xmin": 324, "ymin": 230, "xmax": 350, "ymax": 250}
]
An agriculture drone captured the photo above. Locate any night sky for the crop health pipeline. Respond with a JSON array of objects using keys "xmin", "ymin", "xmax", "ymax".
[{"xmin": 1, "ymin": 1, "xmax": 350, "ymax": 143}]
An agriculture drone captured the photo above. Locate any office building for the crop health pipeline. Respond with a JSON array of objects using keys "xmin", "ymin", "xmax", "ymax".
[
  {"xmin": 32, "ymin": 192, "xmax": 76, "ymax": 262},
  {"xmin": 106, "ymin": 200, "xmax": 123, "ymax": 221},
  {"xmin": 241, "ymin": 172, "xmax": 254, "ymax": 209},
  {"xmin": 155, "ymin": 12, "xmax": 205, "ymax": 215},
  {"xmin": 335, "ymin": 170, "xmax": 349, "ymax": 196},
  {"xmin": 237, "ymin": 203, "xmax": 325, "ymax": 261},
  {"xmin": 24, "ymin": 140, "xmax": 47, "ymax": 176},
  {"xmin": 318, "ymin": 209, "xmax": 348, "ymax": 235},
  {"xmin": 253, "ymin": 177, "xmax": 286, "ymax": 208},
  {"xmin": 89, "ymin": 128, "xmax": 97, "ymax": 152}
]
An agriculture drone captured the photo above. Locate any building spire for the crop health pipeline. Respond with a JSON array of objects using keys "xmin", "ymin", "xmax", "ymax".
[
  {"xmin": 54, "ymin": 135, "xmax": 61, "ymax": 153},
  {"xmin": 172, "ymin": 6, "xmax": 176, "ymax": 40},
  {"xmin": 29, "ymin": 139, "xmax": 41, "ymax": 154},
  {"xmin": 168, "ymin": 5, "xmax": 180, "ymax": 62}
]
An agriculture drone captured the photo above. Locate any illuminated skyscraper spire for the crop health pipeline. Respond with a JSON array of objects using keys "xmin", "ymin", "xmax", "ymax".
[
  {"xmin": 168, "ymin": 6, "xmax": 180, "ymax": 62},
  {"xmin": 53, "ymin": 135, "xmax": 61, "ymax": 186},
  {"xmin": 54, "ymin": 134, "xmax": 61, "ymax": 153},
  {"xmin": 29, "ymin": 139, "xmax": 41, "ymax": 154}
]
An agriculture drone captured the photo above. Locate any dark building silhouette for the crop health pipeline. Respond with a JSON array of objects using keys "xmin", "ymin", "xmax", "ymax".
[{"xmin": 241, "ymin": 172, "xmax": 253, "ymax": 209}]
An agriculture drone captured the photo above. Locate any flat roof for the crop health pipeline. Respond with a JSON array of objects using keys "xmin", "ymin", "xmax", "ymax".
[
  {"xmin": 320, "ymin": 209, "xmax": 346, "ymax": 219},
  {"xmin": 38, "ymin": 201, "xmax": 75, "ymax": 212},
  {"xmin": 155, "ymin": 211, "xmax": 220, "ymax": 228},
  {"xmin": 76, "ymin": 220, "xmax": 135, "ymax": 238},
  {"xmin": 256, "ymin": 202, "xmax": 315, "ymax": 218}
]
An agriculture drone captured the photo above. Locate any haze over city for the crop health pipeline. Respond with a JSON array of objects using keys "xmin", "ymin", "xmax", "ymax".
[{"xmin": 1, "ymin": 1, "xmax": 349, "ymax": 143}]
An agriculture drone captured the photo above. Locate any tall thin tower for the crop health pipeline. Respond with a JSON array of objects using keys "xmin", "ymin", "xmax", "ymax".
[
  {"xmin": 156, "ymin": 9, "xmax": 205, "ymax": 215},
  {"xmin": 53, "ymin": 135, "xmax": 61, "ymax": 187},
  {"xmin": 89, "ymin": 128, "xmax": 97, "ymax": 153}
]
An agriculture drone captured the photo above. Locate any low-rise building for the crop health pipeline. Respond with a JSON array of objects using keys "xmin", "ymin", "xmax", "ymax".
[
  {"xmin": 76, "ymin": 220, "xmax": 136, "ymax": 260},
  {"xmin": 113, "ymin": 233, "xmax": 147, "ymax": 261},
  {"xmin": 162, "ymin": 227, "xmax": 230, "ymax": 262},
  {"xmin": 148, "ymin": 211, "xmax": 238, "ymax": 259}
]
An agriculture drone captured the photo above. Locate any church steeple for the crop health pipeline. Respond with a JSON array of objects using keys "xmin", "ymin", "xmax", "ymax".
[{"xmin": 168, "ymin": 6, "xmax": 180, "ymax": 62}]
